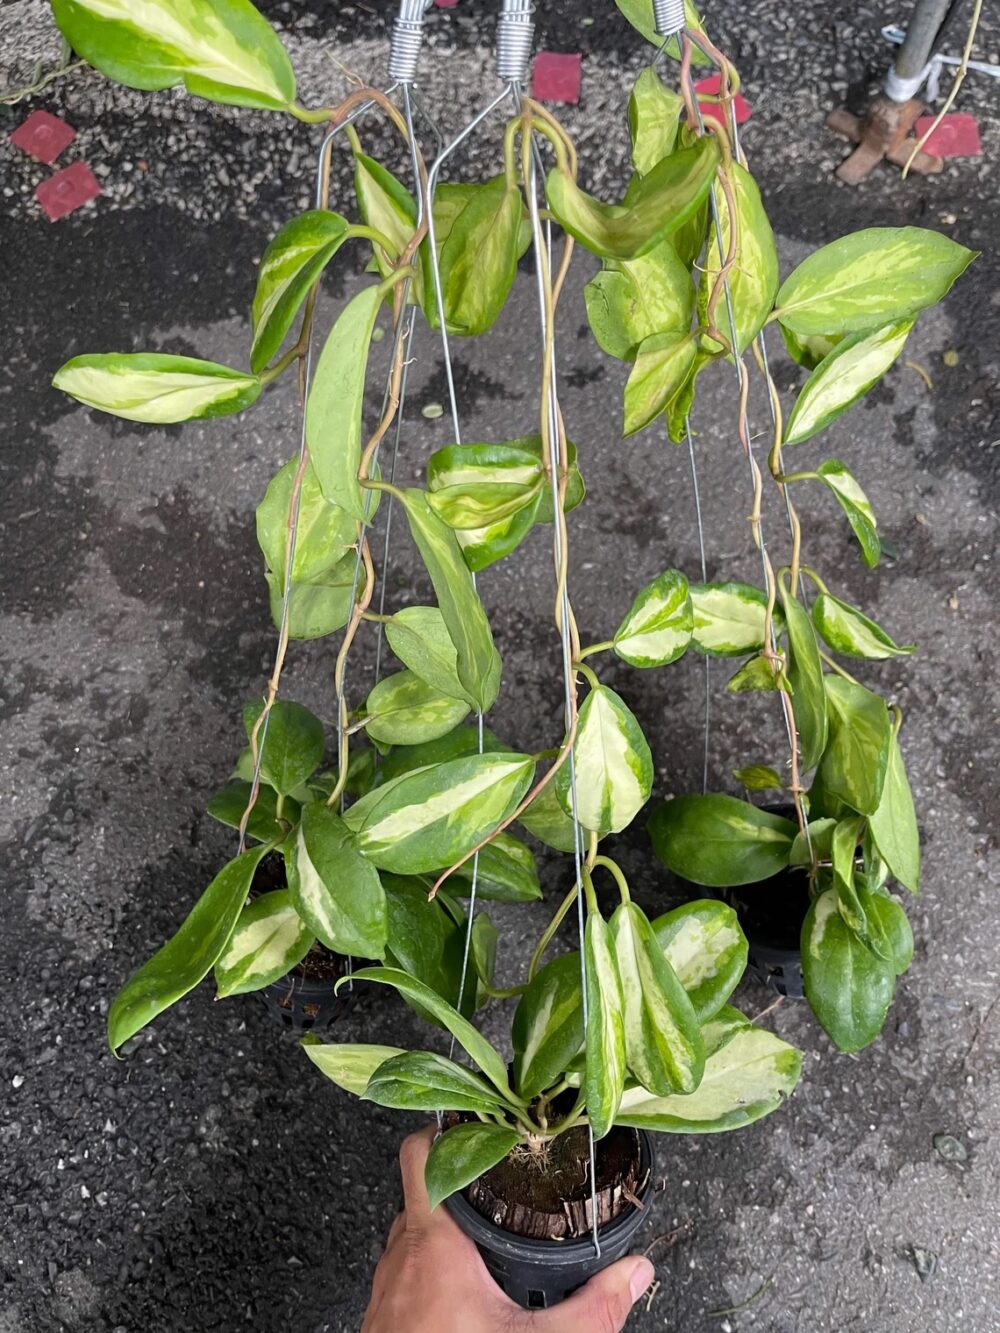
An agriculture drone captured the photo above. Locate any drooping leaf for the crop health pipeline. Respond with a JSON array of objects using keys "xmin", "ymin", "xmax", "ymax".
[
  {"xmin": 814, "ymin": 677, "xmax": 891, "ymax": 816},
  {"xmin": 399, "ymin": 490, "xmax": 502, "ymax": 712},
  {"xmin": 812, "ymin": 594, "xmax": 914, "ymax": 660},
  {"xmin": 352, "ymin": 150, "xmax": 417, "ymax": 284},
  {"xmin": 726, "ymin": 653, "xmax": 789, "ymax": 693},
  {"xmin": 214, "ymin": 889, "xmax": 313, "ymax": 997},
  {"xmin": 545, "ymin": 138, "xmax": 719, "ymax": 261},
  {"xmin": 302, "ymin": 1041, "xmax": 406, "ymax": 1096},
  {"xmin": 869, "ymin": 733, "xmax": 920, "ymax": 893},
  {"xmin": 256, "ymin": 456, "xmax": 358, "ymax": 592},
  {"xmin": 265, "ymin": 556, "xmax": 358, "ymax": 641},
  {"xmin": 733, "ymin": 765, "xmax": 783, "ymax": 791},
  {"xmin": 512, "ymin": 954, "xmax": 586, "ymax": 1099},
  {"xmin": 613, "ymin": 568, "xmax": 693, "ymax": 667},
  {"xmin": 557, "ymin": 686, "xmax": 653, "ymax": 835},
  {"xmin": 364, "ymin": 671, "xmax": 471, "ymax": 747},
  {"xmin": 382, "ymin": 874, "xmax": 465, "ymax": 1012},
  {"xmin": 628, "ymin": 65, "xmax": 683, "ymax": 174},
  {"xmin": 362, "ymin": 1051, "xmax": 507, "ymax": 1115},
  {"xmin": 583, "ymin": 914, "xmax": 626, "ymax": 1139},
  {"xmin": 801, "ymin": 890, "xmax": 896, "ymax": 1052},
  {"xmin": 242, "ymin": 699, "xmax": 326, "ymax": 797},
  {"xmin": 829, "ymin": 815, "xmax": 887, "ymax": 959},
  {"xmin": 436, "ymin": 177, "xmax": 523, "ymax": 335},
  {"xmin": 448, "ymin": 833, "xmax": 542, "ymax": 903},
  {"xmin": 50, "ymin": 0, "xmax": 296, "ymax": 111},
  {"xmin": 648, "ymin": 794, "xmax": 796, "ymax": 886},
  {"xmin": 774, "ymin": 227, "xmax": 976, "ymax": 337},
  {"xmin": 651, "ymin": 900, "xmax": 749, "ymax": 1022},
  {"xmin": 206, "ymin": 780, "xmax": 297, "ymax": 844},
  {"xmin": 780, "ymin": 325, "xmax": 841, "ymax": 370},
  {"xmin": 690, "ymin": 581, "xmax": 780, "ymax": 656},
  {"xmin": 780, "ymin": 587, "xmax": 828, "ymax": 770},
  {"xmin": 585, "ymin": 238, "xmax": 694, "ymax": 365},
  {"xmin": 305, "ymin": 284, "xmax": 383, "ymax": 519},
  {"xmin": 815, "ymin": 459, "xmax": 880, "ymax": 568},
  {"xmin": 384, "ymin": 606, "xmax": 475, "ymax": 707},
  {"xmin": 53, "ymin": 353, "xmax": 261, "ymax": 424},
  {"xmin": 784, "ymin": 320, "xmax": 914, "ymax": 445},
  {"xmin": 425, "ymin": 1122, "xmax": 522, "ymax": 1212},
  {"xmin": 251, "ymin": 210, "xmax": 352, "ymax": 372},
  {"xmin": 624, "ymin": 331, "xmax": 700, "ymax": 436},
  {"xmin": 342, "ymin": 752, "xmax": 535, "ymax": 874},
  {"xmin": 107, "ymin": 843, "xmax": 270, "ymax": 1052},
  {"xmin": 287, "ymin": 803, "xmax": 387, "ymax": 958},
  {"xmin": 698, "ymin": 164, "xmax": 778, "ymax": 356},
  {"xmin": 612, "ymin": 903, "xmax": 704, "ymax": 1096}
]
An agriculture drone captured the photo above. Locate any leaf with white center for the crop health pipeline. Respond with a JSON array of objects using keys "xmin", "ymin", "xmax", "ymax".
[
  {"xmin": 512, "ymin": 954, "xmax": 585, "ymax": 1100},
  {"xmin": 726, "ymin": 654, "xmax": 789, "ymax": 693},
  {"xmin": 775, "ymin": 227, "xmax": 976, "ymax": 336},
  {"xmin": 436, "ymin": 177, "xmax": 523, "ymax": 336},
  {"xmin": 613, "ymin": 569, "xmax": 693, "ymax": 667},
  {"xmin": 107, "ymin": 844, "xmax": 270, "ymax": 1052},
  {"xmin": 814, "ymin": 677, "xmax": 891, "ymax": 816},
  {"xmin": 869, "ymin": 733, "xmax": 920, "ymax": 893},
  {"xmin": 780, "ymin": 325, "xmax": 841, "ymax": 370},
  {"xmin": 288, "ymin": 804, "xmax": 387, "ymax": 958},
  {"xmin": 585, "ymin": 240, "xmax": 693, "ymax": 363},
  {"xmin": 53, "ymin": 353, "xmax": 261, "ymax": 424},
  {"xmin": 51, "ymin": 0, "xmax": 296, "ymax": 111},
  {"xmin": 251, "ymin": 210, "xmax": 352, "ymax": 372},
  {"xmin": 651, "ymin": 900, "xmax": 748, "ymax": 1022},
  {"xmin": 214, "ymin": 889, "xmax": 313, "ymax": 997},
  {"xmin": 624, "ymin": 331, "xmax": 699, "ymax": 435},
  {"xmin": 302, "ymin": 1041, "xmax": 405, "ymax": 1096},
  {"xmin": 698, "ymin": 163, "xmax": 779, "ymax": 356},
  {"xmin": 242, "ymin": 698, "xmax": 325, "ymax": 797},
  {"xmin": 690, "ymin": 582, "xmax": 781, "ymax": 657},
  {"xmin": 556, "ymin": 686, "xmax": 653, "ymax": 835},
  {"xmin": 785, "ymin": 320, "xmax": 913, "ymax": 445},
  {"xmin": 352, "ymin": 150, "xmax": 417, "ymax": 285},
  {"xmin": 789, "ymin": 817, "xmax": 838, "ymax": 866},
  {"xmin": 612, "ymin": 903, "xmax": 704, "ymax": 1096},
  {"xmin": 780, "ymin": 587, "xmax": 827, "ymax": 770},
  {"xmin": 801, "ymin": 889, "xmax": 896, "ymax": 1052},
  {"xmin": 616, "ymin": 1022, "xmax": 802, "ymax": 1132},
  {"xmin": 628, "ymin": 65, "xmax": 683, "ymax": 174},
  {"xmin": 342, "ymin": 752, "xmax": 534, "ymax": 874},
  {"xmin": 362, "ymin": 1051, "xmax": 508, "ymax": 1115},
  {"xmin": 648, "ymin": 794, "xmax": 796, "ymax": 886},
  {"xmin": 583, "ymin": 913, "xmax": 626, "ymax": 1139},
  {"xmin": 348, "ymin": 967, "xmax": 512, "ymax": 1096},
  {"xmin": 363, "ymin": 671, "xmax": 470, "ymax": 747},
  {"xmin": 813, "ymin": 459, "xmax": 880, "ymax": 567},
  {"xmin": 256, "ymin": 456, "xmax": 358, "ymax": 593},
  {"xmin": 425, "ymin": 1123, "xmax": 522, "ymax": 1212},
  {"xmin": 812, "ymin": 594, "xmax": 914, "ymax": 660}
]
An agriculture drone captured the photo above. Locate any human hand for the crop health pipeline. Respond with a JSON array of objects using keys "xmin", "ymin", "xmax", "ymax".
[{"xmin": 362, "ymin": 1126, "xmax": 655, "ymax": 1332}]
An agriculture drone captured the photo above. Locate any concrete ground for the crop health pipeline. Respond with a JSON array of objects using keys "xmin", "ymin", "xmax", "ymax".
[{"xmin": 2, "ymin": 2, "xmax": 999, "ymax": 1330}]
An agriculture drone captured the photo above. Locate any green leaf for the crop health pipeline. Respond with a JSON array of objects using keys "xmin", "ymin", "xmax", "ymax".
[
  {"xmin": 288, "ymin": 804, "xmax": 387, "ymax": 958},
  {"xmin": 305, "ymin": 284, "xmax": 383, "ymax": 520},
  {"xmin": 448, "ymin": 832, "xmax": 542, "ymax": 903},
  {"xmin": 780, "ymin": 588, "xmax": 828, "ymax": 770},
  {"xmin": 518, "ymin": 778, "xmax": 587, "ymax": 854},
  {"xmin": 428, "ymin": 479, "xmax": 541, "ymax": 532},
  {"xmin": 384, "ymin": 606, "xmax": 475, "ymax": 707},
  {"xmin": 801, "ymin": 890, "xmax": 896, "ymax": 1052},
  {"xmin": 206, "ymin": 780, "xmax": 297, "ymax": 844},
  {"xmin": 612, "ymin": 902, "xmax": 704, "ymax": 1096},
  {"xmin": 624, "ymin": 332, "xmax": 700, "ymax": 436},
  {"xmin": 362, "ymin": 1051, "xmax": 507, "ymax": 1115},
  {"xmin": 648, "ymin": 794, "xmax": 796, "ymax": 886},
  {"xmin": 733, "ymin": 765, "xmax": 783, "ymax": 791},
  {"xmin": 614, "ymin": 0, "xmax": 711, "ymax": 61},
  {"xmin": 251, "ymin": 210, "xmax": 352, "ymax": 373},
  {"xmin": 774, "ymin": 227, "xmax": 976, "ymax": 336},
  {"xmin": 425, "ymin": 1122, "xmax": 521, "ymax": 1212},
  {"xmin": 382, "ymin": 873, "xmax": 465, "ymax": 1012},
  {"xmin": 784, "ymin": 320, "xmax": 913, "ymax": 445},
  {"xmin": 512, "ymin": 954, "xmax": 585, "ymax": 1099},
  {"xmin": 342, "ymin": 751, "xmax": 535, "ymax": 874},
  {"xmin": 779, "ymin": 325, "xmax": 841, "ymax": 371},
  {"xmin": 583, "ymin": 914, "xmax": 626, "ymax": 1139},
  {"xmin": 51, "ymin": 0, "xmax": 296, "ymax": 111},
  {"xmin": 690, "ymin": 581, "xmax": 779, "ymax": 656},
  {"xmin": 364, "ymin": 671, "xmax": 471, "ymax": 747},
  {"xmin": 107, "ymin": 844, "xmax": 269, "ymax": 1052},
  {"xmin": 816, "ymin": 459, "xmax": 880, "ymax": 568},
  {"xmin": 256, "ymin": 456, "xmax": 358, "ymax": 592},
  {"xmin": 545, "ymin": 138, "xmax": 719, "ymax": 261},
  {"xmin": 812, "ymin": 593, "xmax": 914, "ymax": 660},
  {"xmin": 651, "ymin": 900, "xmax": 749, "ymax": 1022},
  {"xmin": 697, "ymin": 164, "xmax": 778, "ymax": 356},
  {"xmin": 616, "ymin": 1020, "xmax": 802, "ymax": 1132},
  {"xmin": 628, "ymin": 66, "xmax": 683, "ymax": 174},
  {"xmin": 437, "ymin": 178, "xmax": 523, "ymax": 335},
  {"xmin": 726, "ymin": 654, "xmax": 789, "ymax": 693},
  {"xmin": 214, "ymin": 889, "xmax": 313, "ymax": 997},
  {"xmin": 242, "ymin": 699, "xmax": 325, "ymax": 797},
  {"xmin": 265, "ymin": 556, "xmax": 358, "ymax": 641},
  {"xmin": 789, "ymin": 817, "xmax": 838, "ymax": 866},
  {"xmin": 302, "ymin": 1041, "xmax": 405, "ymax": 1096},
  {"xmin": 53, "ymin": 353, "xmax": 260, "ymax": 424},
  {"xmin": 557, "ymin": 686, "xmax": 653, "ymax": 835},
  {"xmin": 815, "ymin": 677, "xmax": 892, "ymax": 816},
  {"xmin": 830, "ymin": 815, "xmax": 881, "ymax": 951},
  {"xmin": 585, "ymin": 243, "xmax": 693, "ymax": 364},
  {"xmin": 352, "ymin": 150, "xmax": 417, "ymax": 285},
  {"xmin": 869, "ymin": 733, "xmax": 920, "ymax": 892},
  {"xmin": 865, "ymin": 889, "xmax": 914, "ymax": 974},
  {"xmin": 376, "ymin": 723, "xmax": 506, "ymax": 786},
  {"xmin": 613, "ymin": 569, "xmax": 693, "ymax": 667},
  {"xmin": 399, "ymin": 490, "xmax": 502, "ymax": 710},
  {"xmin": 348, "ymin": 966, "xmax": 512, "ymax": 1095}
]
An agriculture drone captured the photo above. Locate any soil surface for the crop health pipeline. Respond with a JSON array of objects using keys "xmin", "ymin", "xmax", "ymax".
[{"xmin": 2, "ymin": 2, "xmax": 999, "ymax": 1331}]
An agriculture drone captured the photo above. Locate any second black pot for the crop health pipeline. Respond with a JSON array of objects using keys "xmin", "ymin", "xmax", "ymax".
[
  {"xmin": 256, "ymin": 971, "xmax": 357, "ymax": 1034},
  {"xmin": 446, "ymin": 1129, "xmax": 654, "ymax": 1309}
]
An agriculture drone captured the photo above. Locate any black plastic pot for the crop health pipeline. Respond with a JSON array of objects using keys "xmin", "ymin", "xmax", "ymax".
[
  {"xmin": 255, "ymin": 970, "xmax": 357, "ymax": 1035},
  {"xmin": 446, "ymin": 1129, "xmax": 654, "ymax": 1309}
]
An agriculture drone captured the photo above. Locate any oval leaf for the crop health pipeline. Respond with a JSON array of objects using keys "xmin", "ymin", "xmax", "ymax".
[
  {"xmin": 812, "ymin": 593, "xmax": 914, "ymax": 660},
  {"xmin": 206, "ymin": 780, "xmax": 298, "ymax": 844},
  {"xmin": 583, "ymin": 913, "xmax": 626, "ymax": 1139},
  {"xmin": 651, "ymin": 900, "xmax": 749, "ymax": 1022},
  {"xmin": 214, "ymin": 889, "xmax": 313, "ymax": 997},
  {"xmin": 690, "ymin": 581, "xmax": 779, "ymax": 657},
  {"xmin": 362, "ymin": 1051, "xmax": 507, "ymax": 1115},
  {"xmin": 814, "ymin": 677, "xmax": 891, "ymax": 816},
  {"xmin": 364, "ymin": 670, "xmax": 470, "ymax": 746},
  {"xmin": 585, "ymin": 240, "xmax": 693, "ymax": 363},
  {"xmin": 242, "ymin": 698, "xmax": 325, "ymax": 797},
  {"xmin": 302, "ymin": 1041, "xmax": 404, "ymax": 1096},
  {"xmin": 785, "ymin": 320, "xmax": 913, "ymax": 445},
  {"xmin": 801, "ymin": 889, "xmax": 896, "ymax": 1052},
  {"xmin": 288, "ymin": 804, "xmax": 387, "ymax": 958},
  {"xmin": 557, "ymin": 686, "xmax": 653, "ymax": 835},
  {"xmin": 614, "ymin": 568, "xmax": 693, "ymax": 667},
  {"xmin": 266, "ymin": 557, "xmax": 358, "ymax": 641},
  {"xmin": 698, "ymin": 163, "xmax": 778, "ymax": 356},
  {"xmin": 512, "ymin": 954, "xmax": 586, "ymax": 1100},
  {"xmin": 425, "ymin": 1122, "xmax": 522, "ymax": 1212},
  {"xmin": 256, "ymin": 456, "xmax": 358, "ymax": 592},
  {"xmin": 437, "ymin": 178, "xmax": 522, "ymax": 336},
  {"xmin": 624, "ymin": 331, "xmax": 699, "ymax": 435},
  {"xmin": 53, "ymin": 353, "xmax": 260, "ymax": 424},
  {"xmin": 628, "ymin": 65, "xmax": 683, "ymax": 174},
  {"xmin": 648, "ymin": 794, "xmax": 796, "ymax": 886}
]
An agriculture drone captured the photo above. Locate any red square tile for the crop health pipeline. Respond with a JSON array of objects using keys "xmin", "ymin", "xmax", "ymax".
[
  {"xmin": 35, "ymin": 161, "xmax": 102, "ymax": 222},
  {"xmin": 434, "ymin": 0, "xmax": 458, "ymax": 6},
  {"xmin": 532, "ymin": 52, "xmax": 583, "ymax": 105},
  {"xmin": 9, "ymin": 109, "xmax": 76, "ymax": 165},
  {"xmin": 694, "ymin": 74, "xmax": 751, "ymax": 127},
  {"xmin": 913, "ymin": 113, "xmax": 981, "ymax": 158}
]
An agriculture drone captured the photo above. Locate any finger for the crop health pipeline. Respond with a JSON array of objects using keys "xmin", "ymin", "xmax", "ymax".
[
  {"xmin": 397, "ymin": 1125, "xmax": 436, "ymax": 1225},
  {"xmin": 528, "ymin": 1256, "xmax": 655, "ymax": 1333}
]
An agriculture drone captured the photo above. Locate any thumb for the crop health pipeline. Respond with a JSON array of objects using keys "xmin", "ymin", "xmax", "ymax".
[{"xmin": 529, "ymin": 1255, "xmax": 655, "ymax": 1333}]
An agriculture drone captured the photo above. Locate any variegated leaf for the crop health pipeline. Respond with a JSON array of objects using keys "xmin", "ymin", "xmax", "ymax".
[
  {"xmin": 812, "ymin": 594, "xmax": 914, "ymax": 660},
  {"xmin": 556, "ymin": 686, "xmax": 653, "ymax": 835},
  {"xmin": 302, "ymin": 1042, "xmax": 405, "ymax": 1096},
  {"xmin": 364, "ymin": 670, "xmax": 470, "ymax": 746},
  {"xmin": 785, "ymin": 320, "xmax": 913, "ymax": 445},
  {"xmin": 362, "ymin": 1051, "xmax": 507, "ymax": 1115},
  {"xmin": 690, "ymin": 582, "xmax": 780, "ymax": 657},
  {"xmin": 613, "ymin": 568, "xmax": 693, "ymax": 667},
  {"xmin": 816, "ymin": 460, "xmax": 880, "ymax": 568},
  {"xmin": 651, "ymin": 900, "xmax": 748, "ymax": 1022},
  {"xmin": 512, "ymin": 954, "xmax": 585, "ymax": 1099},
  {"xmin": 288, "ymin": 804, "xmax": 387, "ymax": 957},
  {"xmin": 583, "ymin": 913, "xmax": 626, "ymax": 1139},
  {"xmin": 53, "ymin": 353, "xmax": 260, "ymax": 424},
  {"xmin": 214, "ymin": 889, "xmax": 313, "ymax": 997}
]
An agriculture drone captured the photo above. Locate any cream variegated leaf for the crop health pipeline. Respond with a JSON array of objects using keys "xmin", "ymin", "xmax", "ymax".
[
  {"xmin": 53, "ymin": 353, "xmax": 261, "ymax": 424},
  {"xmin": 690, "ymin": 582, "xmax": 781, "ymax": 657},
  {"xmin": 302, "ymin": 1043, "xmax": 405, "ymax": 1097},
  {"xmin": 556, "ymin": 686, "xmax": 653, "ymax": 835},
  {"xmin": 613, "ymin": 568, "xmax": 693, "ymax": 667},
  {"xmin": 214, "ymin": 890, "xmax": 313, "ymax": 997},
  {"xmin": 363, "ymin": 670, "xmax": 470, "ymax": 746}
]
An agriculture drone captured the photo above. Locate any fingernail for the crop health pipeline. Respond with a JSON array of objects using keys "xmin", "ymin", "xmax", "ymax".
[{"xmin": 629, "ymin": 1257, "xmax": 655, "ymax": 1304}]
